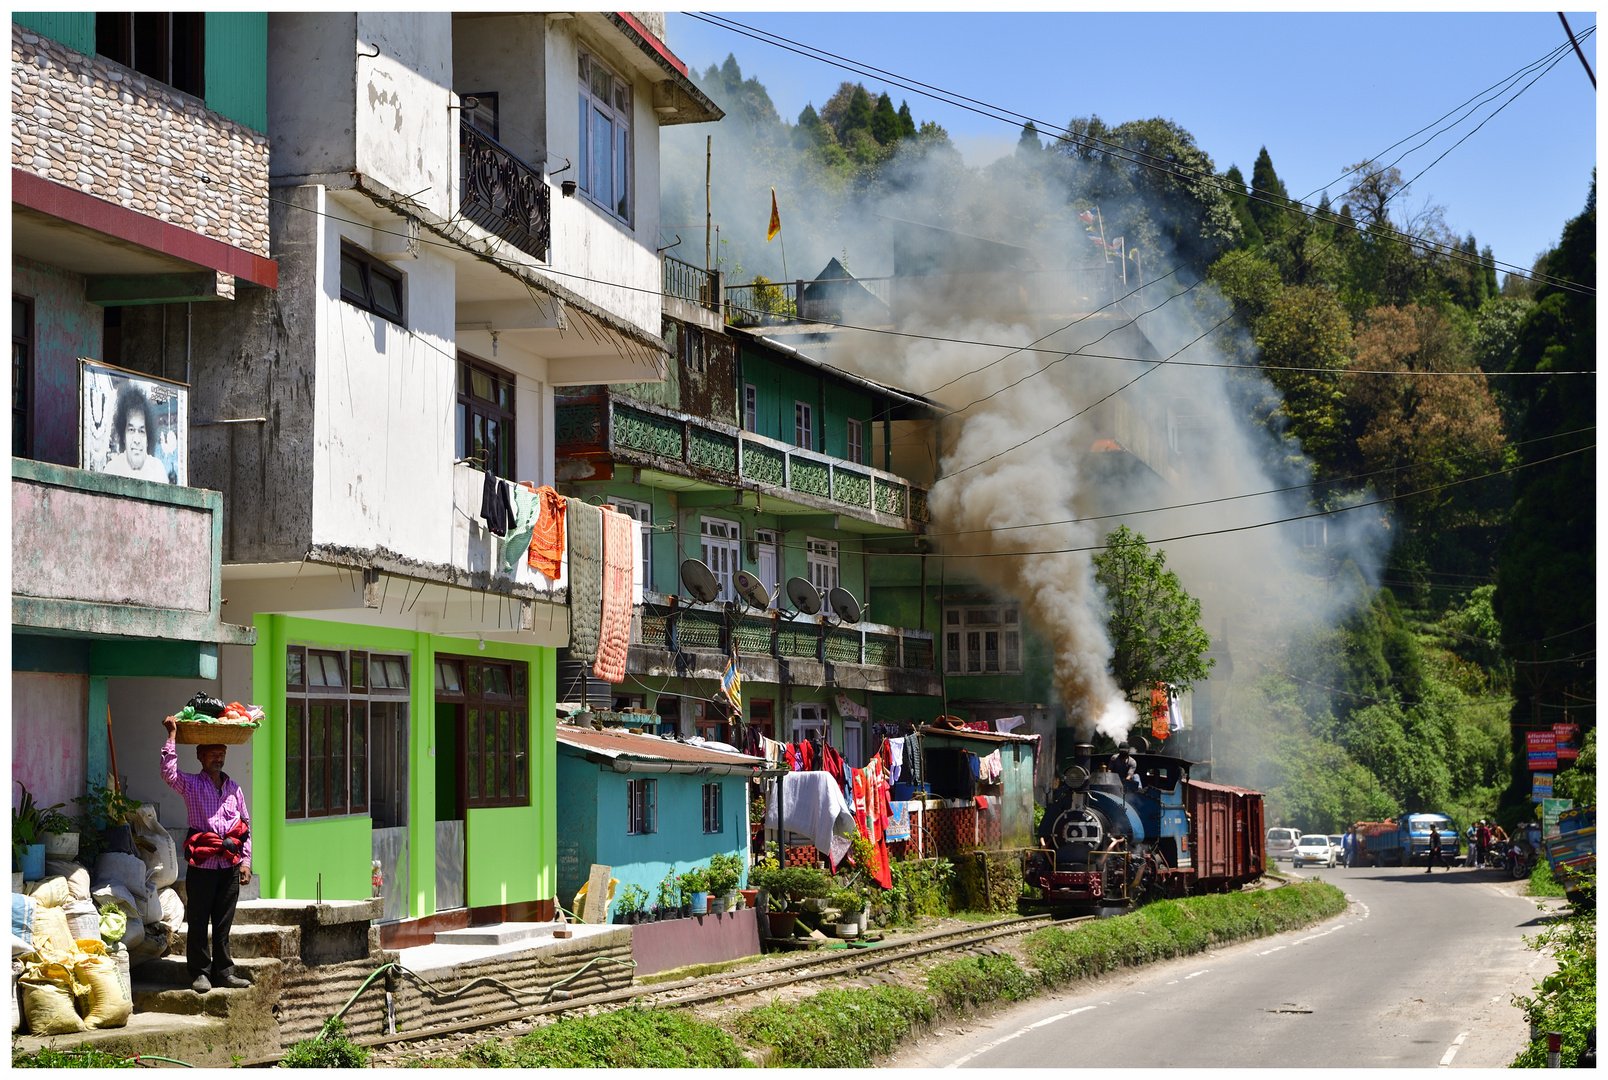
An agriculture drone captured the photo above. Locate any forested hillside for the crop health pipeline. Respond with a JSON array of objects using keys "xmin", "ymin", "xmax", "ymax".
[{"xmin": 667, "ymin": 57, "xmax": 1595, "ymax": 831}]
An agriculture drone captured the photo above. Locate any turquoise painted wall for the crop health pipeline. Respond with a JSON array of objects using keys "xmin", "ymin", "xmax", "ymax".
[
  {"xmin": 203, "ymin": 12, "xmax": 267, "ymax": 133},
  {"xmin": 13, "ymin": 13, "xmax": 93, "ymax": 54},
  {"xmin": 739, "ymin": 349, "xmax": 874, "ymax": 452},
  {"xmin": 554, "ymin": 752, "xmax": 600, "ymax": 903},
  {"xmin": 251, "ymin": 615, "xmax": 555, "ymax": 917}
]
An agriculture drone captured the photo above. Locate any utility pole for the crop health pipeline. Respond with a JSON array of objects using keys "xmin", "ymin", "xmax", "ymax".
[{"xmin": 705, "ymin": 135, "xmax": 713, "ymax": 273}]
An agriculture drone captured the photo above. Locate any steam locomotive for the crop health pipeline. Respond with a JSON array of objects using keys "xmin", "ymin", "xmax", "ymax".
[{"xmin": 1023, "ymin": 743, "xmax": 1266, "ymax": 915}]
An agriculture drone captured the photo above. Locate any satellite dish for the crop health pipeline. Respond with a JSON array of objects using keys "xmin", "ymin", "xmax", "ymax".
[
  {"xmin": 785, "ymin": 576, "xmax": 822, "ymax": 615},
  {"xmin": 827, "ymin": 586, "xmax": 862, "ymax": 624},
  {"xmin": 734, "ymin": 570, "xmax": 772, "ymax": 609},
  {"xmin": 679, "ymin": 559, "xmax": 720, "ymax": 603}
]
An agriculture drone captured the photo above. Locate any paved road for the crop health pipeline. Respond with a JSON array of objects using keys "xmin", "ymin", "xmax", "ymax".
[{"xmin": 892, "ymin": 863, "xmax": 1561, "ymax": 1069}]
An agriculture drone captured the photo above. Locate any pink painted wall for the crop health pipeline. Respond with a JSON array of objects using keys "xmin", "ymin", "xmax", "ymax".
[{"xmin": 13, "ymin": 672, "xmax": 88, "ymax": 810}]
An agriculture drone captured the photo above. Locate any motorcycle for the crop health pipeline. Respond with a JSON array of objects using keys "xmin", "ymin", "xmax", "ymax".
[{"xmin": 1504, "ymin": 839, "xmax": 1537, "ymax": 880}]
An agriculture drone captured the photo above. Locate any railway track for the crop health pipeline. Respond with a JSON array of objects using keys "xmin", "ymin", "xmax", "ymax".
[{"xmin": 269, "ymin": 911, "xmax": 1090, "ymax": 1066}]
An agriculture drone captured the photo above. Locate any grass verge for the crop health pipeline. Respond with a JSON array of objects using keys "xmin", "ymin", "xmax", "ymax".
[
  {"xmin": 436, "ymin": 1007, "xmax": 750, "ymax": 1068},
  {"xmin": 1526, "ymin": 858, "xmax": 1566, "ymax": 898},
  {"xmin": 728, "ymin": 986, "xmax": 935, "ymax": 1068},
  {"xmin": 926, "ymin": 953, "xmax": 1038, "ymax": 1010},
  {"xmin": 12, "ymin": 1046, "xmax": 139, "ymax": 1068}
]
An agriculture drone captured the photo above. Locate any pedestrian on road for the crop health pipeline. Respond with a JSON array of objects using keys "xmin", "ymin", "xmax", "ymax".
[
  {"xmin": 1476, "ymin": 821, "xmax": 1493, "ymax": 868},
  {"xmin": 1342, "ymin": 827, "xmax": 1357, "ymax": 868},
  {"xmin": 161, "ymin": 716, "xmax": 252, "ymax": 994},
  {"xmin": 1425, "ymin": 825, "xmax": 1447, "ymax": 872}
]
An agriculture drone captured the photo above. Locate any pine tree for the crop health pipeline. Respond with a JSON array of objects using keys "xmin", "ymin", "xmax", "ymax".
[
  {"xmin": 870, "ymin": 91, "xmax": 901, "ymax": 145},
  {"xmin": 897, "ymin": 101, "xmax": 916, "ymax": 139},
  {"xmin": 1017, "ymin": 122, "xmax": 1043, "ymax": 154},
  {"xmin": 1480, "ymin": 245, "xmax": 1499, "ymax": 300},
  {"xmin": 793, "ymin": 103, "xmax": 831, "ymax": 150},
  {"xmin": 1224, "ymin": 165, "xmax": 1264, "ymax": 249},
  {"xmin": 1249, "ymin": 146, "xmax": 1289, "ymax": 240},
  {"xmin": 839, "ymin": 85, "xmax": 874, "ymax": 143}
]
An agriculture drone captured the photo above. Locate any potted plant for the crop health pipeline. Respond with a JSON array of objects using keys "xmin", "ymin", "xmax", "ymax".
[
  {"xmin": 681, "ymin": 866, "xmax": 711, "ymax": 915},
  {"xmin": 39, "ymin": 801, "xmax": 77, "ymax": 860},
  {"xmin": 73, "ymin": 780, "xmax": 143, "ymax": 856},
  {"xmin": 615, "ymin": 883, "xmax": 648, "ymax": 925},
  {"xmin": 831, "ymin": 890, "xmax": 864, "ymax": 937},
  {"xmin": 655, "ymin": 868, "xmax": 681, "ymax": 921},
  {"xmin": 12, "ymin": 783, "xmax": 48, "ymax": 882},
  {"xmin": 784, "ymin": 866, "xmax": 834, "ymax": 911},
  {"xmin": 708, "ymin": 852, "xmax": 743, "ymax": 910}
]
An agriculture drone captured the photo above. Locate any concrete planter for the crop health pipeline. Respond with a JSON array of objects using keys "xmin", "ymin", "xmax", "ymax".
[
  {"xmin": 43, "ymin": 832, "xmax": 78, "ymax": 859},
  {"xmin": 630, "ymin": 907, "xmax": 763, "ymax": 976}
]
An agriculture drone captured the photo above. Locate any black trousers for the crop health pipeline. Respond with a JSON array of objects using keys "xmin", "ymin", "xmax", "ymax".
[{"xmin": 185, "ymin": 864, "xmax": 240, "ymax": 978}]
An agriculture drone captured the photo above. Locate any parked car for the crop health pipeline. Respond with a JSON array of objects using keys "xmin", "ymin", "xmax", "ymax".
[
  {"xmin": 1294, "ymin": 835, "xmax": 1337, "ymax": 868},
  {"xmin": 1267, "ymin": 827, "xmax": 1301, "ymax": 862}
]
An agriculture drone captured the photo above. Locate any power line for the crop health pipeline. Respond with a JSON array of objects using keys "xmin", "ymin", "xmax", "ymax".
[
  {"xmin": 1559, "ymin": 12, "xmax": 1598, "ymax": 88},
  {"xmin": 688, "ymin": 12, "xmax": 1594, "ymax": 296},
  {"xmin": 1249, "ymin": 655, "xmax": 1515, "ymax": 710}
]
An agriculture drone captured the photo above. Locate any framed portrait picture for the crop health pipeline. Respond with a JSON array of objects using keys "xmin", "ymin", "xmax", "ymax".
[{"xmin": 80, "ymin": 359, "xmax": 187, "ymax": 486}]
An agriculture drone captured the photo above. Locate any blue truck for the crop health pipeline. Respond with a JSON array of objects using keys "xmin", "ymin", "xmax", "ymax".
[
  {"xmin": 1362, "ymin": 813, "xmax": 1461, "ymax": 867},
  {"xmin": 1543, "ymin": 805, "xmax": 1595, "ymax": 909}
]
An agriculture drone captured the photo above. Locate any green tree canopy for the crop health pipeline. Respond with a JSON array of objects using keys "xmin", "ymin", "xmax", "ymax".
[
  {"xmin": 1092, "ymin": 526, "xmax": 1214, "ymax": 711},
  {"xmin": 1248, "ymin": 146, "xmax": 1290, "ymax": 240}
]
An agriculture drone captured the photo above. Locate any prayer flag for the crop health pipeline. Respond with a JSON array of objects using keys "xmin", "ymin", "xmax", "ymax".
[
  {"xmin": 1109, "ymin": 237, "xmax": 1124, "ymax": 256},
  {"xmin": 1078, "ymin": 209, "xmax": 1096, "ymax": 224},
  {"xmin": 767, "ymin": 187, "xmax": 781, "ymax": 242},
  {"xmin": 720, "ymin": 646, "xmax": 743, "ymax": 716}
]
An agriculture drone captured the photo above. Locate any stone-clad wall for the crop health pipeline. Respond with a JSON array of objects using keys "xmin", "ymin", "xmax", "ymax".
[{"xmin": 11, "ymin": 23, "xmax": 270, "ymax": 257}]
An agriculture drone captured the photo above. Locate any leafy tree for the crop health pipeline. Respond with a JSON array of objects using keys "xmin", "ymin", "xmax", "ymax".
[
  {"xmin": 897, "ymin": 101, "xmax": 917, "ymax": 139},
  {"xmin": 1254, "ymin": 285, "xmax": 1352, "ymax": 472},
  {"xmin": 1552, "ymin": 728, "xmax": 1595, "ymax": 804},
  {"xmin": 1092, "ymin": 526, "xmax": 1214, "ymax": 712},
  {"xmin": 699, "ymin": 54, "xmax": 781, "ymax": 132},
  {"xmin": 793, "ymin": 103, "xmax": 833, "ymax": 151},
  {"xmin": 838, "ymin": 85, "xmax": 875, "ymax": 144},
  {"xmin": 1016, "ymin": 122, "xmax": 1043, "ymax": 155},
  {"xmin": 1343, "ymin": 158, "xmax": 1407, "ymax": 227}
]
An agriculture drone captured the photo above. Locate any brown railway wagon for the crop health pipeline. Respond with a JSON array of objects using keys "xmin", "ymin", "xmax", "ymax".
[{"xmin": 1183, "ymin": 778, "xmax": 1265, "ymax": 891}]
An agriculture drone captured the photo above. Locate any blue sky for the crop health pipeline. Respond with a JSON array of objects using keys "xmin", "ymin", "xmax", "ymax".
[{"xmin": 665, "ymin": 11, "xmax": 1597, "ymax": 279}]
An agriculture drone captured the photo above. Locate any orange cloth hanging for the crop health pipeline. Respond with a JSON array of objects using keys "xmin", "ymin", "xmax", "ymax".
[{"xmin": 527, "ymin": 485, "xmax": 567, "ymax": 579}]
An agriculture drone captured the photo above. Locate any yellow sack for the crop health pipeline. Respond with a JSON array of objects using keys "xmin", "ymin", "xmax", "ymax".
[
  {"xmin": 74, "ymin": 954, "xmax": 131, "ymax": 1030},
  {"xmin": 572, "ymin": 878, "xmax": 619, "ymax": 921},
  {"xmin": 23, "ymin": 877, "xmax": 71, "ymax": 908},
  {"xmin": 30, "ymin": 906, "xmax": 75, "ymax": 961},
  {"xmin": 19, "ymin": 961, "xmax": 86, "ymax": 1035}
]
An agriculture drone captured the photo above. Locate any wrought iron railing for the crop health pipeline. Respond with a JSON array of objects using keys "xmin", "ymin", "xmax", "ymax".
[
  {"xmin": 633, "ymin": 598, "xmax": 936, "ymax": 671},
  {"xmin": 459, "ymin": 119, "xmax": 550, "ymax": 261},
  {"xmin": 663, "ymin": 255, "xmax": 716, "ymax": 307},
  {"xmin": 555, "ymin": 394, "xmax": 930, "ymax": 523}
]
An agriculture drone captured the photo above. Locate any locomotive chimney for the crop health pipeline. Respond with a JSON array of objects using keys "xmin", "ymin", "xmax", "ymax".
[{"xmin": 1073, "ymin": 743, "xmax": 1094, "ymax": 772}]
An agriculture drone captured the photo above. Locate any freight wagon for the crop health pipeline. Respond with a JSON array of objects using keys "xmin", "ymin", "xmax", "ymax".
[{"xmin": 1023, "ymin": 745, "xmax": 1264, "ymax": 915}]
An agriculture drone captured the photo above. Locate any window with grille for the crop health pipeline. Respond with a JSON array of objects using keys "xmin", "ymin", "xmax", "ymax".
[
  {"xmin": 846, "ymin": 418, "xmax": 864, "ymax": 464},
  {"xmin": 285, "ymin": 646, "xmax": 409, "ymax": 819},
  {"xmin": 794, "ymin": 401, "xmax": 813, "ymax": 449},
  {"xmin": 806, "ymin": 537, "xmax": 839, "ymax": 593},
  {"xmin": 607, "ymin": 497, "xmax": 653, "ymax": 592},
  {"xmin": 435, "ymin": 656, "xmax": 530, "ymax": 809},
  {"xmin": 627, "ymin": 778, "xmax": 656, "ymax": 834},
  {"xmin": 577, "ymin": 49, "xmax": 632, "ymax": 225},
  {"xmin": 700, "ymin": 517, "xmax": 739, "ymax": 602},
  {"xmin": 944, "ymin": 606, "xmax": 1022, "ymax": 675},
  {"xmin": 790, "ymin": 702, "xmax": 827, "ymax": 742},
  {"xmin": 702, "ymin": 783, "xmax": 722, "ymax": 834},
  {"xmin": 456, "ymin": 353, "xmax": 517, "ymax": 479}
]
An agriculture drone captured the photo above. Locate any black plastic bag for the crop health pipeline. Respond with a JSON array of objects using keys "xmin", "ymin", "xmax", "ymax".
[{"xmin": 185, "ymin": 692, "xmax": 226, "ymax": 718}]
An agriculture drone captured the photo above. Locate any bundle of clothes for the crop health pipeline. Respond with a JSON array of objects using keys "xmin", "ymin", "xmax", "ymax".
[
  {"xmin": 10, "ymin": 804, "xmax": 181, "ymax": 1035},
  {"xmin": 757, "ymin": 728, "xmax": 903, "ymax": 886}
]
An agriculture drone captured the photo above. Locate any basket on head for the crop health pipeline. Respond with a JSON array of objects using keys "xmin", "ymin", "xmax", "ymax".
[{"xmin": 173, "ymin": 719, "xmax": 257, "ymax": 746}]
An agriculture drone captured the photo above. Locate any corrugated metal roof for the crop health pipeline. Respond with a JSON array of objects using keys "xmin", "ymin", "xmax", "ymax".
[
  {"xmin": 918, "ymin": 725, "xmax": 1038, "ymax": 744},
  {"xmin": 1184, "ymin": 778, "xmax": 1264, "ymax": 797},
  {"xmin": 555, "ymin": 725, "xmax": 763, "ymax": 767}
]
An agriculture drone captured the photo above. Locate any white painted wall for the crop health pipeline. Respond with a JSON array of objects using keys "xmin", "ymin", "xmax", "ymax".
[{"xmin": 354, "ymin": 12, "xmax": 455, "ymax": 221}]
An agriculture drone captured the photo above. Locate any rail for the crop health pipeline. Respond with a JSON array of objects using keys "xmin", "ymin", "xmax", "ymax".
[
  {"xmin": 635, "ymin": 594, "xmax": 935, "ymax": 671},
  {"xmin": 662, "ymin": 254, "xmax": 719, "ymax": 307},
  {"xmin": 459, "ymin": 118, "xmax": 550, "ymax": 261}
]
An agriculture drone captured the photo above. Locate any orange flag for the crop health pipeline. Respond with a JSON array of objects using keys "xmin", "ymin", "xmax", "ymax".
[{"xmin": 766, "ymin": 186, "xmax": 781, "ymax": 242}]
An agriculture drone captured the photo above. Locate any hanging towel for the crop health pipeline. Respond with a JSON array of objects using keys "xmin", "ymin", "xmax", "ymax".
[
  {"xmin": 982, "ymin": 749, "xmax": 1003, "ymax": 782},
  {"xmin": 765, "ymin": 772, "xmax": 854, "ymax": 869},
  {"xmin": 480, "ymin": 469, "xmax": 512, "ymax": 537},
  {"xmin": 886, "ymin": 737, "xmax": 905, "ymax": 784},
  {"xmin": 566, "ymin": 498, "xmax": 604, "ymax": 664},
  {"xmin": 593, "ymin": 505, "xmax": 634, "ymax": 683},
  {"xmin": 499, "ymin": 483, "xmax": 541, "ymax": 575},
  {"xmin": 528, "ymin": 486, "xmax": 567, "ymax": 579},
  {"xmin": 995, "ymin": 715, "xmax": 1026, "ymax": 734}
]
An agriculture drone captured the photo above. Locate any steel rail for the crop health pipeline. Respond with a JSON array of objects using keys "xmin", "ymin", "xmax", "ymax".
[{"xmin": 250, "ymin": 911, "xmax": 1074, "ymax": 1065}]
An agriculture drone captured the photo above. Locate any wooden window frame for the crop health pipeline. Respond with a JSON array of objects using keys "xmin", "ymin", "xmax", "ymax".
[
  {"xmin": 806, "ymin": 536, "xmax": 839, "ymax": 594},
  {"xmin": 794, "ymin": 401, "xmax": 813, "ymax": 449},
  {"xmin": 285, "ymin": 646, "xmax": 407, "ymax": 820},
  {"xmin": 943, "ymin": 606, "xmax": 1022, "ymax": 675},
  {"xmin": 743, "ymin": 383, "xmax": 758, "ymax": 433},
  {"xmin": 702, "ymin": 782, "xmax": 723, "ymax": 834},
  {"xmin": 434, "ymin": 656, "xmax": 530, "ymax": 810},
  {"xmin": 846, "ymin": 418, "xmax": 864, "ymax": 464},
  {"xmin": 456, "ymin": 352, "xmax": 517, "ymax": 480},
  {"xmin": 339, "ymin": 241, "xmax": 406, "ymax": 326},
  {"xmin": 627, "ymin": 777, "xmax": 656, "ymax": 835},
  {"xmin": 700, "ymin": 517, "xmax": 740, "ymax": 602},
  {"xmin": 577, "ymin": 49, "xmax": 633, "ymax": 226}
]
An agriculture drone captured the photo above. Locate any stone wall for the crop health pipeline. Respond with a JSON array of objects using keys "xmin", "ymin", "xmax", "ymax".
[{"xmin": 11, "ymin": 23, "xmax": 270, "ymax": 257}]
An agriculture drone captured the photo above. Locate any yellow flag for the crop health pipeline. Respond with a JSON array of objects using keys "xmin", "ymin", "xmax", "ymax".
[{"xmin": 767, "ymin": 186, "xmax": 781, "ymax": 242}]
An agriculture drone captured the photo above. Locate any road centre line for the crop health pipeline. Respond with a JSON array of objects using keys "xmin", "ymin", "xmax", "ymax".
[
  {"xmin": 1439, "ymin": 1032, "xmax": 1469, "ymax": 1067},
  {"xmin": 1259, "ymin": 945, "xmax": 1287, "ymax": 955},
  {"xmin": 1185, "ymin": 970, "xmax": 1208, "ymax": 979},
  {"xmin": 946, "ymin": 1007, "xmax": 1097, "ymax": 1068}
]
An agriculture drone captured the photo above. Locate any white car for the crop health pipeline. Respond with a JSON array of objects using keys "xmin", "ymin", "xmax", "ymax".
[
  {"xmin": 1267, "ymin": 828, "xmax": 1301, "ymax": 862},
  {"xmin": 1293, "ymin": 835, "xmax": 1338, "ymax": 868}
]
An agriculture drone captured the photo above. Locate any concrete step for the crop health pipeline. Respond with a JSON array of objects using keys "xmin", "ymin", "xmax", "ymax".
[
  {"xmin": 432, "ymin": 921, "xmax": 558, "ymax": 947},
  {"xmin": 230, "ymin": 897, "xmax": 383, "ymax": 927},
  {"xmin": 169, "ymin": 922, "xmax": 301, "ymax": 960},
  {"xmin": 130, "ymin": 957, "xmax": 280, "ymax": 1017}
]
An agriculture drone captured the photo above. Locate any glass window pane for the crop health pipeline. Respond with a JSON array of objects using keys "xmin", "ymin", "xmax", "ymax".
[
  {"xmin": 385, "ymin": 660, "xmax": 407, "ymax": 688},
  {"xmin": 577, "ymin": 95, "xmax": 589, "ymax": 192},
  {"xmin": 967, "ymin": 631, "xmax": 981, "ymax": 672},
  {"xmin": 321, "ymin": 654, "xmax": 344, "ymax": 687},
  {"xmin": 286, "ymin": 703, "xmax": 304, "ymax": 815},
  {"xmin": 467, "ymin": 709, "xmax": 480, "ymax": 800},
  {"xmin": 309, "ymin": 706, "xmax": 326, "ymax": 812},
  {"xmin": 457, "ymin": 358, "xmax": 467, "ymax": 395},
  {"xmin": 615, "ymin": 124, "xmax": 629, "ymax": 220},
  {"xmin": 513, "ymin": 665, "xmax": 526, "ymax": 698},
  {"xmin": 590, "ymin": 64, "xmax": 610, "ymax": 101},
  {"xmin": 591, "ymin": 108, "xmax": 612, "ymax": 209},
  {"xmin": 467, "ymin": 663, "xmax": 482, "ymax": 695},
  {"xmin": 370, "ymin": 273, "xmax": 402, "ymax": 320},
  {"xmin": 308, "ymin": 656, "xmax": 325, "ymax": 687},
  {"xmin": 350, "ymin": 652, "xmax": 367, "ymax": 690},
  {"xmin": 351, "ymin": 705, "xmax": 367, "ymax": 810},
  {"xmin": 330, "ymin": 703, "xmax": 347, "ymax": 812},
  {"xmin": 340, "ymin": 254, "xmax": 366, "ymax": 299},
  {"xmin": 472, "ymin": 369, "xmax": 494, "ymax": 402},
  {"xmin": 472, "ymin": 413, "xmax": 485, "ymax": 459},
  {"xmin": 985, "ymin": 630, "xmax": 1000, "ymax": 672},
  {"xmin": 1005, "ymin": 631, "xmax": 1020, "ymax": 671},
  {"xmin": 287, "ymin": 649, "xmax": 304, "ymax": 688}
]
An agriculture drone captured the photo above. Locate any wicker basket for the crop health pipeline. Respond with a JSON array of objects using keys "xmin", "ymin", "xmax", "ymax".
[{"xmin": 173, "ymin": 717, "xmax": 258, "ymax": 745}]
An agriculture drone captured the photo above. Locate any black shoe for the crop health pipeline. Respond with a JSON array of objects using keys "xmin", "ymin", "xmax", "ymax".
[
  {"xmin": 212, "ymin": 972, "xmax": 250, "ymax": 989},
  {"xmin": 192, "ymin": 973, "xmax": 212, "ymax": 994}
]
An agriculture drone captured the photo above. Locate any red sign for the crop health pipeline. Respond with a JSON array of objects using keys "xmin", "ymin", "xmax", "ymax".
[
  {"xmin": 1553, "ymin": 724, "xmax": 1580, "ymax": 762},
  {"xmin": 1527, "ymin": 731, "xmax": 1557, "ymax": 771}
]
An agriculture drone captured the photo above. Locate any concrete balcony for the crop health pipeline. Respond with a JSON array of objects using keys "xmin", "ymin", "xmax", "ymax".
[
  {"xmin": 628, "ymin": 592, "xmax": 941, "ymax": 697},
  {"xmin": 11, "ymin": 459, "xmax": 254, "ymax": 675},
  {"xmin": 555, "ymin": 393, "xmax": 929, "ymax": 534}
]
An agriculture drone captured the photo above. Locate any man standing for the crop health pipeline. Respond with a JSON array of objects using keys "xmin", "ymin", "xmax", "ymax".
[
  {"xmin": 1342, "ymin": 827, "xmax": 1356, "ymax": 869},
  {"xmin": 1476, "ymin": 820, "xmax": 1493, "ymax": 868},
  {"xmin": 1425, "ymin": 825, "xmax": 1446, "ymax": 873},
  {"xmin": 161, "ymin": 717, "xmax": 251, "ymax": 993}
]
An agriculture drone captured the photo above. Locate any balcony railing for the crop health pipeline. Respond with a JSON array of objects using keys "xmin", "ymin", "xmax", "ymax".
[
  {"xmin": 556, "ymin": 394, "xmax": 929, "ymax": 524},
  {"xmin": 633, "ymin": 595, "xmax": 935, "ymax": 671},
  {"xmin": 459, "ymin": 119, "xmax": 550, "ymax": 261},
  {"xmin": 663, "ymin": 254, "xmax": 720, "ymax": 307}
]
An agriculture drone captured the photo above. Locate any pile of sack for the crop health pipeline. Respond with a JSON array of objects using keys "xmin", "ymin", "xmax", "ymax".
[{"xmin": 10, "ymin": 805, "xmax": 185, "ymax": 1035}]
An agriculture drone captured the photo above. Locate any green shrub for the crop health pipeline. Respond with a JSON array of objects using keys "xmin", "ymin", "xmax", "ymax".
[
  {"xmin": 13, "ymin": 1046, "xmax": 138, "ymax": 1068},
  {"xmin": 883, "ymin": 856, "xmax": 954, "ymax": 925},
  {"xmin": 952, "ymin": 850, "xmax": 1026, "ymax": 915},
  {"xmin": 1510, "ymin": 881, "xmax": 1595, "ymax": 1067},
  {"xmin": 280, "ymin": 1020, "xmax": 370, "ymax": 1068},
  {"xmin": 510, "ymin": 1007, "xmax": 749, "ymax": 1068},
  {"xmin": 1527, "ymin": 857, "xmax": 1566, "ymax": 898},
  {"xmin": 927, "ymin": 954, "xmax": 1038, "ymax": 1010},
  {"xmin": 1025, "ymin": 881, "xmax": 1347, "ymax": 985},
  {"xmin": 730, "ymin": 986, "xmax": 935, "ymax": 1068}
]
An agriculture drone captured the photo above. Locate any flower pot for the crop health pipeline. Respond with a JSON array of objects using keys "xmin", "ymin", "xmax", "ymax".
[
  {"xmin": 728, "ymin": 890, "xmax": 744, "ymax": 911},
  {"xmin": 43, "ymin": 832, "xmax": 79, "ymax": 859},
  {"xmin": 18, "ymin": 843, "xmax": 45, "ymax": 882},
  {"xmin": 801, "ymin": 897, "xmax": 828, "ymax": 913},
  {"xmin": 690, "ymin": 891, "xmax": 710, "ymax": 916},
  {"xmin": 740, "ymin": 888, "xmax": 759, "ymax": 910},
  {"xmin": 766, "ymin": 910, "xmax": 798, "ymax": 938},
  {"xmin": 835, "ymin": 922, "xmax": 859, "ymax": 939},
  {"xmin": 708, "ymin": 895, "xmax": 727, "ymax": 914}
]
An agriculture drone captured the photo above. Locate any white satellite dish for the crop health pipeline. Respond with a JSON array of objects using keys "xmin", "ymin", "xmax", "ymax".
[
  {"xmin": 734, "ymin": 570, "xmax": 772, "ymax": 609},
  {"xmin": 785, "ymin": 576, "xmax": 822, "ymax": 615}
]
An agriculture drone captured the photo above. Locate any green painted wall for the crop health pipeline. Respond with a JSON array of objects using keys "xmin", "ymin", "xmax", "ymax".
[
  {"xmin": 739, "ymin": 350, "xmax": 871, "ymax": 453},
  {"xmin": 250, "ymin": 615, "xmax": 556, "ymax": 917},
  {"xmin": 13, "ymin": 13, "xmax": 93, "ymax": 54},
  {"xmin": 203, "ymin": 12, "xmax": 268, "ymax": 133}
]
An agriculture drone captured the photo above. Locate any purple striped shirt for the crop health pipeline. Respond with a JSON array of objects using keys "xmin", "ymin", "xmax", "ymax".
[{"xmin": 162, "ymin": 737, "xmax": 251, "ymax": 869}]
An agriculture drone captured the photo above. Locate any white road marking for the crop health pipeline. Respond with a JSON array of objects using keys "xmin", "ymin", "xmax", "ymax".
[
  {"xmin": 1439, "ymin": 1032, "xmax": 1468, "ymax": 1066},
  {"xmin": 1185, "ymin": 970, "xmax": 1208, "ymax": 979},
  {"xmin": 1259, "ymin": 945, "xmax": 1287, "ymax": 955},
  {"xmin": 946, "ymin": 1006, "xmax": 1096, "ymax": 1068}
]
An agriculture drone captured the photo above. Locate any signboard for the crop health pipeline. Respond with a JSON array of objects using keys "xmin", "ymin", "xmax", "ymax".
[
  {"xmin": 1541, "ymin": 798, "xmax": 1574, "ymax": 839},
  {"xmin": 1526, "ymin": 730, "xmax": 1557, "ymax": 771},
  {"xmin": 1553, "ymin": 723, "xmax": 1579, "ymax": 762},
  {"xmin": 1531, "ymin": 773, "xmax": 1553, "ymax": 802},
  {"xmin": 79, "ymin": 359, "xmax": 188, "ymax": 486}
]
